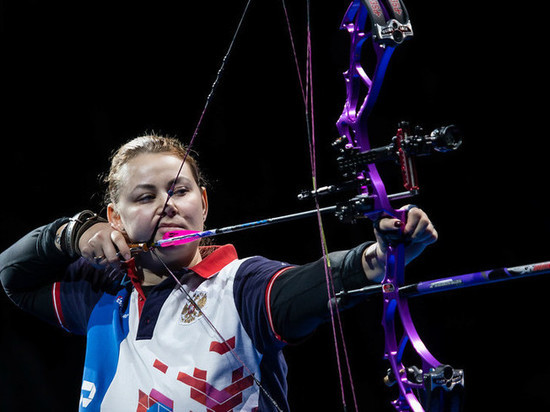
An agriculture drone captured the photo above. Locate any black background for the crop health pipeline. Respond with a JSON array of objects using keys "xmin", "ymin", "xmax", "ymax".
[{"xmin": 1, "ymin": 1, "xmax": 548, "ymax": 411}]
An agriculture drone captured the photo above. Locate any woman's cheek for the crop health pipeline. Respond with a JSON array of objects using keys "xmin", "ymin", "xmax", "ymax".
[{"xmin": 122, "ymin": 207, "xmax": 155, "ymax": 242}]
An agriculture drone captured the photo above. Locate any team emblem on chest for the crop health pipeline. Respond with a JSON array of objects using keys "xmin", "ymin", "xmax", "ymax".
[{"xmin": 179, "ymin": 291, "xmax": 207, "ymax": 324}]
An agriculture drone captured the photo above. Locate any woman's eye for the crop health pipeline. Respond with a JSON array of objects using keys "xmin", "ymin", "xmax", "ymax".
[
  {"xmin": 172, "ymin": 187, "xmax": 189, "ymax": 196},
  {"xmin": 137, "ymin": 194, "xmax": 155, "ymax": 202}
]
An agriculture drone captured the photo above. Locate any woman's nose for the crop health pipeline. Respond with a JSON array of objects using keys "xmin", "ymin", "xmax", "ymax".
[{"xmin": 162, "ymin": 194, "xmax": 178, "ymax": 217}]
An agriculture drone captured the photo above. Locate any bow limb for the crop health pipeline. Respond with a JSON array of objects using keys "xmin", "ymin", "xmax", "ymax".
[
  {"xmin": 337, "ymin": 2, "xmax": 397, "ymax": 217},
  {"xmin": 335, "ymin": 1, "xmax": 463, "ymax": 411}
]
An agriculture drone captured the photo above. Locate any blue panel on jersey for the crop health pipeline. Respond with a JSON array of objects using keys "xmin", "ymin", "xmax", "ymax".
[{"xmin": 79, "ymin": 289, "xmax": 130, "ymax": 411}]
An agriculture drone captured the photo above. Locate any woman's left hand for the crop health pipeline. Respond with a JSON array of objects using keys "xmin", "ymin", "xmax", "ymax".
[{"xmin": 375, "ymin": 206, "xmax": 438, "ymax": 265}]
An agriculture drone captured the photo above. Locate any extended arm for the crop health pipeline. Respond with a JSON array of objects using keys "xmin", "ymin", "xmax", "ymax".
[{"xmin": 269, "ymin": 207, "xmax": 437, "ymax": 341}]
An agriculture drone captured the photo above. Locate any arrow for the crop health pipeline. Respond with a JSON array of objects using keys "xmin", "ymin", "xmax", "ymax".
[{"xmin": 128, "ymin": 205, "xmax": 338, "ymax": 254}]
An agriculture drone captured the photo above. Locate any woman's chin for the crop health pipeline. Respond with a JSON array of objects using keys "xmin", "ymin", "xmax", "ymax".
[{"xmin": 143, "ymin": 243, "xmax": 201, "ymax": 269}]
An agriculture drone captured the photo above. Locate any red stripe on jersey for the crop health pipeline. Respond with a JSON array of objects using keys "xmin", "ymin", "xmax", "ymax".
[
  {"xmin": 264, "ymin": 266, "xmax": 294, "ymax": 342},
  {"xmin": 209, "ymin": 336, "xmax": 236, "ymax": 355},
  {"xmin": 153, "ymin": 359, "xmax": 169, "ymax": 374},
  {"xmin": 52, "ymin": 282, "xmax": 69, "ymax": 332}
]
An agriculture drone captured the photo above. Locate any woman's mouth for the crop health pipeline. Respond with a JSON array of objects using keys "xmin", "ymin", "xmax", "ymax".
[{"xmin": 157, "ymin": 224, "xmax": 186, "ymax": 237}]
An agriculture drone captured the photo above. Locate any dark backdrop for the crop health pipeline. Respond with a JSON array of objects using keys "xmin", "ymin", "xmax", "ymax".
[{"xmin": 1, "ymin": 1, "xmax": 548, "ymax": 411}]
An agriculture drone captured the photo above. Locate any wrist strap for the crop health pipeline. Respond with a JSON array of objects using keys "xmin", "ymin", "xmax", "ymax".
[{"xmin": 60, "ymin": 210, "xmax": 107, "ymax": 258}]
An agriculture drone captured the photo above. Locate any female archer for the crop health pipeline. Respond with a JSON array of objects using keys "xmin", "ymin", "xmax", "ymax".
[{"xmin": 0, "ymin": 134, "xmax": 437, "ymax": 411}]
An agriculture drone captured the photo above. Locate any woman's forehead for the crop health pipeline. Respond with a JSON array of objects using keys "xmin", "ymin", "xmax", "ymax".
[{"xmin": 121, "ymin": 152, "xmax": 194, "ymax": 185}]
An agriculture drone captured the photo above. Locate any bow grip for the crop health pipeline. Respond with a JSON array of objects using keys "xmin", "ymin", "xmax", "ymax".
[{"xmin": 373, "ymin": 206, "xmax": 413, "ymax": 246}]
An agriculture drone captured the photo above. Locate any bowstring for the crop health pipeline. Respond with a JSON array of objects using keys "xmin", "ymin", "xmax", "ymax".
[
  {"xmin": 147, "ymin": 0, "xmax": 254, "ymax": 246},
  {"xmin": 144, "ymin": 0, "xmax": 358, "ymax": 409},
  {"xmin": 140, "ymin": 1, "xmax": 284, "ymax": 410},
  {"xmin": 280, "ymin": 1, "xmax": 358, "ymax": 410}
]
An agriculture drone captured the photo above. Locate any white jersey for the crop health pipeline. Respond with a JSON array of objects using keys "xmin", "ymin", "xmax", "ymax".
[{"xmin": 55, "ymin": 245, "xmax": 293, "ymax": 411}]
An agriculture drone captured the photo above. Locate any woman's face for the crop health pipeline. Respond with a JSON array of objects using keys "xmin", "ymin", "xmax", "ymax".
[{"xmin": 108, "ymin": 152, "xmax": 208, "ymax": 266}]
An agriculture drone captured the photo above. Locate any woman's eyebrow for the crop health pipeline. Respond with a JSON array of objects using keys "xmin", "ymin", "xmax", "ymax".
[
  {"xmin": 129, "ymin": 177, "xmax": 193, "ymax": 195},
  {"xmin": 130, "ymin": 183, "xmax": 157, "ymax": 194},
  {"xmin": 168, "ymin": 176, "xmax": 193, "ymax": 188}
]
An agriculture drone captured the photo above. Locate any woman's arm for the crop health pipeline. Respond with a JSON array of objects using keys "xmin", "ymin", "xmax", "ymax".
[
  {"xmin": 269, "ymin": 242, "xmax": 374, "ymax": 342},
  {"xmin": 269, "ymin": 207, "xmax": 438, "ymax": 341},
  {"xmin": 0, "ymin": 218, "xmax": 76, "ymax": 325},
  {"xmin": 0, "ymin": 217, "xmax": 121, "ymax": 332}
]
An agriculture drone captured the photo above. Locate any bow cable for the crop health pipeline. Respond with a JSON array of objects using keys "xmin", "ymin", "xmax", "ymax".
[
  {"xmin": 138, "ymin": 1, "xmax": 357, "ymax": 410},
  {"xmin": 280, "ymin": 1, "xmax": 358, "ymax": 410}
]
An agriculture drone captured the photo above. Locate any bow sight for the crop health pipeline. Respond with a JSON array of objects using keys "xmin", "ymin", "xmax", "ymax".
[{"xmin": 298, "ymin": 122, "xmax": 462, "ymax": 223}]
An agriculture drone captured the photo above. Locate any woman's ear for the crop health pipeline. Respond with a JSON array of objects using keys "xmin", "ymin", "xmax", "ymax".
[
  {"xmin": 107, "ymin": 203, "xmax": 125, "ymax": 232},
  {"xmin": 201, "ymin": 187, "xmax": 209, "ymax": 222}
]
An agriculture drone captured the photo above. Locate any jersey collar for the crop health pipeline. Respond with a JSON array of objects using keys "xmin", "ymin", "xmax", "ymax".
[{"xmin": 190, "ymin": 244, "xmax": 238, "ymax": 279}]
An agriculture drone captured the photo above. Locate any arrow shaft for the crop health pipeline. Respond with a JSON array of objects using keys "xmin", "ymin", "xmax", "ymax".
[{"xmin": 132, "ymin": 205, "xmax": 338, "ymax": 250}]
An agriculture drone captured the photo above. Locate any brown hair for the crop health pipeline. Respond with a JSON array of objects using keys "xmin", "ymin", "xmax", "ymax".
[{"xmin": 103, "ymin": 134, "xmax": 204, "ymax": 206}]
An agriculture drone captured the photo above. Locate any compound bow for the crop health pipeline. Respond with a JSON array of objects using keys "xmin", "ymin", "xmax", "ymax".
[
  {"xmin": 128, "ymin": 1, "xmax": 547, "ymax": 411},
  {"xmin": 328, "ymin": 1, "xmax": 464, "ymax": 410}
]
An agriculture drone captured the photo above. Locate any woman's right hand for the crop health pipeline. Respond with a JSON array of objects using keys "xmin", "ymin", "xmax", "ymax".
[{"xmin": 78, "ymin": 222, "xmax": 132, "ymax": 267}]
